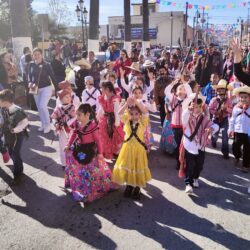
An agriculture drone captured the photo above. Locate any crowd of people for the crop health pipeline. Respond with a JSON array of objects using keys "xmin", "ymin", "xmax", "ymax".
[{"xmin": 0, "ymin": 37, "xmax": 250, "ymax": 204}]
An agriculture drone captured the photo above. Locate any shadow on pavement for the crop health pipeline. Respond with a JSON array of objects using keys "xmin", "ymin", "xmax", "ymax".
[{"xmin": 0, "ymin": 169, "xmax": 117, "ymax": 250}]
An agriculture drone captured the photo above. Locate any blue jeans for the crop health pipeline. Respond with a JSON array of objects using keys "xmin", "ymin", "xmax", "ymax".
[
  {"xmin": 212, "ymin": 118, "xmax": 229, "ymax": 156},
  {"xmin": 8, "ymin": 133, "xmax": 24, "ymax": 177},
  {"xmin": 34, "ymin": 85, "xmax": 53, "ymax": 128}
]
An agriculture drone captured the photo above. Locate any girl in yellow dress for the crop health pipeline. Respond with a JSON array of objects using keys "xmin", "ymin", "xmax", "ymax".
[{"xmin": 112, "ymin": 97, "xmax": 152, "ymax": 199}]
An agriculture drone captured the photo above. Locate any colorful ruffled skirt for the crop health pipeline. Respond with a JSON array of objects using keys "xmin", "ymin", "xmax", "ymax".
[{"xmin": 65, "ymin": 151, "xmax": 115, "ymax": 202}]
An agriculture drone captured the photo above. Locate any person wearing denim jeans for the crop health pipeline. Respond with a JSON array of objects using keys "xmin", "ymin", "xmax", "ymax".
[
  {"xmin": 211, "ymin": 118, "xmax": 229, "ymax": 158},
  {"xmin": 33, "ymin": 85, "xmax": 53, "ymax": 133},
  {"xmin": 28, "ymin": 48, "xmax": 58, "ymax": 133}
]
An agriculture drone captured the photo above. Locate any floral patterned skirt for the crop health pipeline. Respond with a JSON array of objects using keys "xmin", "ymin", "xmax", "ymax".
[{"xmin": 65, "ymin": 151, "xmax": 115, "ymax": 203}]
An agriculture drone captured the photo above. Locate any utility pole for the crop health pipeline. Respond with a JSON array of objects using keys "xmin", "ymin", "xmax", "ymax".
[
  {"xmin": 142, "ymin": 0, "xmax": 150, "ymax": 54},
  {"xmin": 184, "ymin": 2, "xmax": 188, "ymax": 46},
  {"xmin": 88, "ymin": 0, "xmax": 99, "ymax": 52},
  {"xmin": 124, "ymin": 0, "xmax": 131, "ymax": 54}
]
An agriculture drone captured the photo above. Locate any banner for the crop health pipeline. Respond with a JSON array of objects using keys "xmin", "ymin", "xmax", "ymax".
[{"xmin": 157, "ymin": 0, "xmax": 250, "ymax": 10}]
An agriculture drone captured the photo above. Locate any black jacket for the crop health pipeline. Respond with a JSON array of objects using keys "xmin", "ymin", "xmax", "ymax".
[{"xmin": 28, "ymin": 61, "xmax": 58, "ymax": 90}]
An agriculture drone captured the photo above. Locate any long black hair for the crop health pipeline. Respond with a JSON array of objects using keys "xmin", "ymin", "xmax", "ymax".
[
  {"xmin": 102, "ymin": 81, "xmax": 116, "ymax": 95},
  {"xmin": 77, "ymin": 103, "xmax": 97, "ymax": 123}
]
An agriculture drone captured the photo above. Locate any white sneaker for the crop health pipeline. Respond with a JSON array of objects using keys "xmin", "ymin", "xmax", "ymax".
[
  {"xmin": 248, "ymin": 187, "xmax": 250, "ymax": 194},
  {"xmin": 37, "ymin": 127, "xmax": 44, "ymax": 132},
  {"xmin": 43, "ymin": 126, "xmax": 51, "ymax": 134},
  {"xmin": 185, "ymin": 184, "xmax": 193, "ymax": 194},
  {"xmin": 193, "ymin": 179, "xmax": 199, "ymax": 188}
]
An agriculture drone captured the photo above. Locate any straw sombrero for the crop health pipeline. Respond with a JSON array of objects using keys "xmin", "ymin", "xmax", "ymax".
[
  {"xmin": 182, "ymin": 93, "xmax": 206, "ymax": 111},
  {"xmin": 74, "ymin": 58, "xmax": 91, "ymax": 69},
  {"xmin": 212, "ymin": 79, "xmax": 233, "ymax": 91},
  {"xmin": 126, "ymin": 62, "xmax": 141, "ymax": 72},
  {"xmin": 233, "ymin": 85, "xmax": 250, "ymax": 96}
]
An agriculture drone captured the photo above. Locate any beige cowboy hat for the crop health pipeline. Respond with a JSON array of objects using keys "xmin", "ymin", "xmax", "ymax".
[
  {"xmin": 182, "ymin": 92, "xmax": 206, "ymax": 111},
  {"xmin": 74, "ymin": 58, "xmax": 91, "ymax": 69},
  {"xmin": 143, "ymin": 60, "xmax": 154, "ymax": 68},
  {"xmin": 233, "ymin": 85, "xmax": 250, "ymax": 96},
  {"xmin": 212, "ymin": 79, "xmax": 233, "ymax": 91},
  {"xmin": 126, "ymin": 62, "xmax": 141, "ymax": 72}
]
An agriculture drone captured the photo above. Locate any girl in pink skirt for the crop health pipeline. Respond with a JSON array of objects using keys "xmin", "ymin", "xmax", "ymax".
[{"xmin": 64, "ymin": 104, "xmax": 114, "ymax": 203}]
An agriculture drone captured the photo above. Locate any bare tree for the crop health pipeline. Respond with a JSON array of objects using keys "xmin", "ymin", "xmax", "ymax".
[{"xmin": 47, "ymin": 0, "xmax": 71, "ymax": 28}]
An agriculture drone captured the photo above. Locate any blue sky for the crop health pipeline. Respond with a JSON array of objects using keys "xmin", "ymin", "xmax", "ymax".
[{"xmin": 32, "ymin": 0, "xmax": 250, "ymax": 26}]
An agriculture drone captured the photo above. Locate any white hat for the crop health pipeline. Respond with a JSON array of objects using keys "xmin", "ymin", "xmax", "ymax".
[
  {"xmin": 143, "ymin": 60, "xmax": 154, "ymax": 68},
  {"xmin": 84, "ymin": 76, "xmax": 94, "ymax": 82},
  {"xmin": 182, "ymin": 92, "xmax": 206, "ymax": 111}
]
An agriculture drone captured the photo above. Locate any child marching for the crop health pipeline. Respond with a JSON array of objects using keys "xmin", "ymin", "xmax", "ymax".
[
  {"xmin": 51, "ymin": 89, "xmax": 76, "ymax": 168},
  {"xmin": 182, "ymin": 93, "xmax": 219, "ymax": 194},
  {"xmin": 81, "ymin": 76, "xmax": 101, "ymax": 112},
  {"xmin": 97, "ymin": 82, "xmax": 124, "ymax": 160},
  {"xmin": 209, "ymin": 79, "xmax": 233, "ymax": 159},
  {"xmin": 64, "ymin": 104, "xmax": 114, "ymax": 203},
  {"xmin": 0, "ymin": 89, "xmax": 29, "ymax": 184},
  {"xmin": 112, "ymin": 97, "xmax": 151, "ymax": 199},
  {"xmin": 229, "ymin": 85, "xmax": 250, "ymax": 173},
  {"xmin": 164, "ymin": 77, "xmax": 193, "ymax": 169}
]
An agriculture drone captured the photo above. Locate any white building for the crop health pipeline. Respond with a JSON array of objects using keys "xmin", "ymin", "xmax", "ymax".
[{"xmin": 107, "ymin": 1, "xmax": 192, "ymax": 47}]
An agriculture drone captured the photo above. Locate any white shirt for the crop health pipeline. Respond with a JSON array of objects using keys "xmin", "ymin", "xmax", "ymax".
[
  {"xmin": 182, "ymin": 110, "xmax": 219, "ymax": 154},
  {"xmin": 120, "ymin": 78, "xmax": 155, "ymax": 102},
  {"xmin": 82, "ymin": 87, "xmax": 101, "ymax": 109},
  {"xmin": 229, "ymin": 106, "xmax": 250, "ymax": 134}
]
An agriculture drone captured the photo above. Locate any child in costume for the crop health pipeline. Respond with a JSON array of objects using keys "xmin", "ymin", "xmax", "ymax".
[
  {"xmin": 81, "ymin": 76, "xmax": 101, "ymax": 112},
  {"xmin": 97, "ymin": 81, "xmax": 124, "ymax": 159},
  {"xmin": 209, "ymin": 79, "xmax": 233, "ymax": 159},
  {"xmin": 56, "ymin": 80, "xmax": 80, "ymax": 108},
  {"xmin": 120, "ymin": 68, "xmax": 155, "ymax": 102},
  {"xmin": 0, "ymin": 90, "xmax": 29, "ymax": 183},
  {"xmin": 0, "ymin": 108, "xmax": 10, "ymax": 163},
  {"xmin": 112, "ymin": 97, "xmax": 151, "ymax": 199},
  {"xmin": 164, "ymin": 79, "xmax": 193, "ymax": 169},
  {"xmin": 229, "ymin": 85, "xmax": 250, "ymax": 173},
  {"xmin": 182, "ymin": 93, "xmax": 219, "ymax": 194},
  {"xmin": 51, "ymin": 89, "xmax": 76, "ymax": 168},
  {"xmin": 64, "ymin": 104, "xmax": 114, "ymax": 203},
  {"xmin": 131, "ymin": 86, "xmax": 156, "ymax": 151},
  {"xmin": 106, "ymin": 72, "xmax": 122, "ymax": 96}
]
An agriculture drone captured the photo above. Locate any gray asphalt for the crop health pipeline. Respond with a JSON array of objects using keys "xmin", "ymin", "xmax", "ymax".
[{"xmin": 0, "ymin": 104, "xmax": 250, "ymax": 250}]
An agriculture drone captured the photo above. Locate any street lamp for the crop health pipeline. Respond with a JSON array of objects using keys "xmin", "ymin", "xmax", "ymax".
[
  {"xmin": 83, "ymin": 7, "xmax": 88, "ymax": 46},
  {"xmin": 170, "ymin": 11, "xmax": 173, "ymax": 51},
  {"xmin": 75, "ymin": 0, "xmax": 88, "ymax": 50}
]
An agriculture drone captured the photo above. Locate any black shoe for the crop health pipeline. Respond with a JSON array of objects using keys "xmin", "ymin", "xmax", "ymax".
[
  {"xmin": 123, "ymin": 185, "xmax": 133, "ymax": 197},
  {"xmin": 223, "ymin": 154, "xmax": 229, "ymax": 160},
  {"xmin": 212, "ymin": 141, "xmax": 217, "ymax": 148},
  {"xmin": 132, "ymin": 187, "xmax": 141, "ymax": 200}
]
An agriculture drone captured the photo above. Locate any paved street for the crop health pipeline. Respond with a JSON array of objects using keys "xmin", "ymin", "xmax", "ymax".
[{"xmin": 0, "ymin": 102, "xmax": 250, "ymax": 250}]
